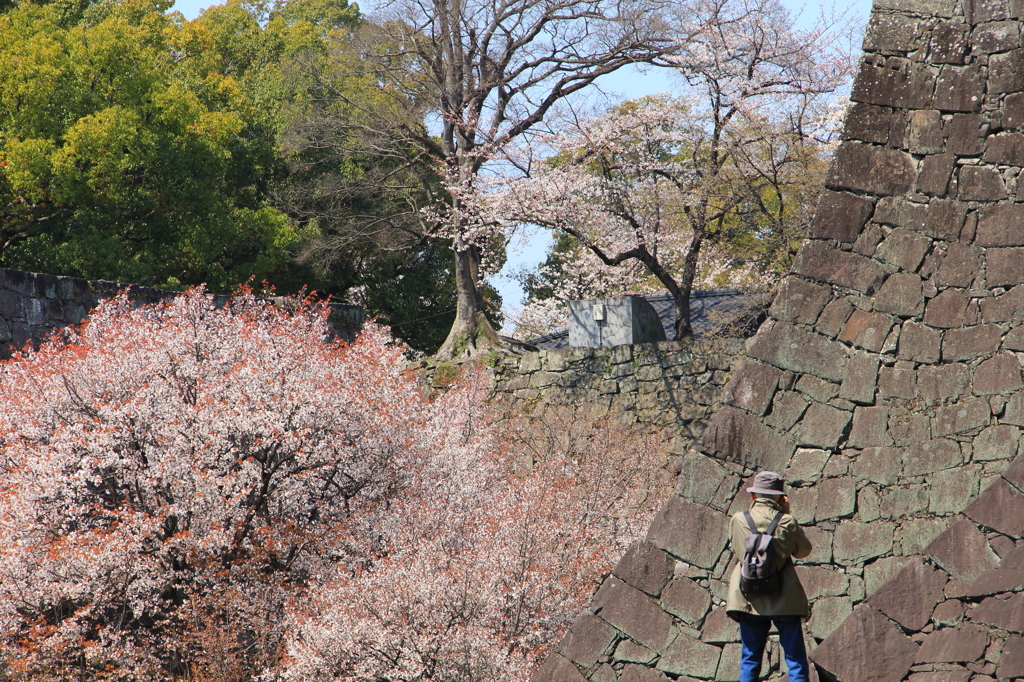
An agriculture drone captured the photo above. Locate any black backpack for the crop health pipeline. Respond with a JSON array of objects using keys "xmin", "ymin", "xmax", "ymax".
[{"xmin": 739, "ymin": 510, "xmax": 785, "ymax": 597}]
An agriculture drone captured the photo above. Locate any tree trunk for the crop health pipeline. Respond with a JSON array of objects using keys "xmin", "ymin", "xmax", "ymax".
[
  {"xmin": 672, "ymin": 231, "xmax": 704, "ymax": 341},
  {"xmin": 435, "ymin": 243, "xmax": 501, "ymax": 359}
]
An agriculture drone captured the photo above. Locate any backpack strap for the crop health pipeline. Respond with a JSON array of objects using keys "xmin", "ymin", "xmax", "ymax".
[
  {"xmin": 743, "ymin": 511, "xmax": 758, "ymax": 535},
  {"xmin": 744, "ymin": 510, "xmax": 785, "ymax": 535}
]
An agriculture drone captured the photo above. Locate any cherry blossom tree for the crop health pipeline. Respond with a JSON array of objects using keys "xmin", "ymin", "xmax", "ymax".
[
  {"xmin": 278, "ymin": 397, "xmax": 673, "ymax": 682},
  {"xmin": 287, "ymin": 0, "xmax": 675, "ymax": 358},
  {"xmin": 0, "ymin": 288, "xmax": 436, "ymax": 679},
  {"xmin": 496, "ymin": 0, "xmax": 854, "ymax": 340},
  {"xmin": 0, "ymin": 289, "xmax": 673, "ymax": 681}
]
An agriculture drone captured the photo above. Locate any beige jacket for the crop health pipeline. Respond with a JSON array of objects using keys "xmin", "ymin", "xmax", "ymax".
[{"xmin": 726, "ymin": 497, "xmax": 812, "ymax": 620}]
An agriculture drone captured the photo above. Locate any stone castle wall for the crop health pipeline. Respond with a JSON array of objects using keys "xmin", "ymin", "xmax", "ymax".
[
  {"xmin": 487, "ymin": 340, "xmax": 744, "ymax": 458},
  {"xmin": 0, "ymin": 266, "xmax": 362, "ymax": 358},
  {"xmin": 533, "ymin": 0, "xmax": 1024, "ymax": 680}
]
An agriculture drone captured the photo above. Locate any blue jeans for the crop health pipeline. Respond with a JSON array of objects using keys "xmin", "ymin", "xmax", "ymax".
[{"xmin": 738, "ymin": 614, "xmax": 808, "ymax": 682}]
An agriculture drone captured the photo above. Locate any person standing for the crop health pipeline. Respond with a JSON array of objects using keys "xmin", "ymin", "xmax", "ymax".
[{"xmin": 727, "ymin": 471, "xmax": 813, "ymax": 682}]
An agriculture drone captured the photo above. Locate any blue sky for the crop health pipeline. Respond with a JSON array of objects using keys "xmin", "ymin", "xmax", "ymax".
[{"xmin": 171, "ymin": 0, "xmax": 872, "ymax": 317}]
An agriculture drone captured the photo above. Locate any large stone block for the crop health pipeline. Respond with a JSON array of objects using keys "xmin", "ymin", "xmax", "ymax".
[
  {"xmin": 721, "ymin": 360, "xmax": 779, "ymax": 416},
  {"xmin": 907, "ymin": 110, "xmax": 945, "ymax": 154},
  {"xmin": 924, "ymin": 198, "xmax": 967, "ymax": 241},
  {"xmin": 810, "ymin": 605, "xmax": 918, "ymax": 682},
  {"xmin": 1004, "ymin": 91, "xmax": 1024, "ymax": 128},
  {"xmin": 613, "ymin": 541, "xmax": 675, "ymax": 597},
  {"xmin": 897, "ymin": 321, "xmax": 942, "ymax": 363},
  {"xmin": 973, "ymin": 352, "xmax": 1023, "ymax": 394},
  {"xmin": 839, "ymin": 351, "xmax": 879, "ymax": 404},
  {"xmin": 986, "ymin": 247, "xmax": 1024, "ymax": 287},
  {"xmin": 874, "ymin": 273, "xmax": 924, "ymax": 318},
  {"xmin": 815, "ymin": 298, "xmax": 854, "ymax": 338},
  {"xmin": 795, "ymin": 374, "xmax": 839, "ymax": 403},
  {"xmin": 973, "ymin": 0, "xmax": 1010, "ymax": 24},
  {"xmin": 834, "ymin": 521, "xmax": 894, "ymax": 564},
  {"xmin": 792, "ymin": 241, "xmax": 888, "ymax": 295},
  {"xmin": 973, "ymin": 424, "xmax": 1021, "ymax": 461},
  {"xmin": 747, "ymin": 323, "xmax": 848, "ymax": 382},
  {"xmin": 941, "ymin": 324, "xmax": 1004, "ymax": 361},
  {"xmin": 793, "ymin": 403, "xmax": 851, "ymax": 450},
  {"xmin": 838, "ymin": 310, "xmax": 896, "ymax": 352},
  {"xmin": 973, "ymin": 19, "xmax": 1021, "ymax": 53},
  {"xmin": 852, "ymin": 446, "xmax": 902, "ymax": 485},
  {"xmin": 930, "ymin": 21, "xmax": 968, "ymax": 64},
  {"xmin": 914, "ymin": 624, "xmax": 988, "ymax": 663},
  {"xmin": 807, "ymin": 596, "xmax": 853, "ymax": 641},
  {"xmin": 916, "ymin": 153, "xmax": 956, "ymax": 196},
  {"xmin": 981, "ymin": 284, "xmax": 1024, "ymax": 322},
  {"xmin": 866, "ymin": 558, "xmax": 948, "ymax": 632},
  {"xmin": 810, "ymin": 190, "xmax": 875, "ymax": 242},
  {"xmin": 929, "ymin": 464, "xmax": 982, "ymax": 514},
  {"xmin": 825, "ymin": 142, "xmax": 916, "ymax": 196},
  {"xmin": 875, "ymin": 196, "xmax": 928, "ymax": 232},
  {"xmin": 657, "ymin": 633, "xmax": 721, "ymax": 679},
  {"xmin": 983, "ymin": 132, "xmax": 1024, "ymax": 165},
  {"xmin": 992, "ymin": 49, "xmax": 1024, "ymax": 93},
  {"xmin": 646, "ymin": 496, "xmax": 730, "ymax": 570},
  {"xmin": 815, "ymin": 477, "xmax": 857, "ymax": 519},
  {"xmin": 795, "ymin": 565, "xmax": 849, "ymax": 599},
  {"xmin": 889, "ymin": 409, "xmax": 931, "ymax": 446},
  {"xmin": 848, "ymin": 406, "xmax": 893, "ymax": 448},
  {"xmin": 969, "ymin": 591, "xmax": 1024, "ymax": 632},
  {"xmin": 1004, "ymin": 325, "xmax": 1024, "ymax": 350},
  {"xmin": 785, "ymin": 448, "xmax": 830, "ymax": 485},
  {"xmin": 700, "ymin": 606, "xmax": 739, "ymax": 644},
  {"xmin": 879, "ymin": 484, "xmax": 930, "ymax": 518},
  {"xmin": 878, "ymin": 366, "xmax": 916, "ymax": 399},
  {"xmin": 945, "ymin": 114, "xmax": 987, "ymax": 155},
  {"xmin": 676, "ymin": 453, "xmax": 739, "ymax": 507},
  {"xmin": 595, "ymin": 580, "xmax": 675, "ymax": 652},
  {"xmin": 764, "ymin": 391, "xmax": 809, "ymax": 432},
  {"xmin": 926, "ymin": 518, "xmax": 1001, "ymax": 584},
  {"xmin": 922, "ymin": 288, "xmax": 969, "ymax": 328},
  {"xmin": 559, "ymin": 614, "xmax": 619, "ymax": 668},
  {"xmin": 957, "ymin": 166, "xmax": 1007, "ymax": 201},
  {"xmin": 617, "ymin": 664, "xmax": 671, "ymax": 682},
  {"xmin": 851, "ymin": 57, "xmax": 936, "ymax": 109},
  {"xmin": 842, "ymin": 102, "xmax": 893, "ymax": 144},
  {"xmin": 997, "ymin": 636, "xmax": 1024, "ymax": 679},
  {"xmin": 876, "ymin": 228, "xmax": 932, "ymax": 273},
  {"xmin": 864, "ymin": 12, "xmax": 924, "ymax": 53},
  {"xmin": 614, "ymin": 640, "xmax": 657, "ymax": 664},
  {"xmin": 932, "ymin": 397, "xmax": 990, "ymax": 436},
  {"xmin": 659, "ymin": 577, "xmax": 711, "ymax": 624},
  {"xmin": 934, "ymin": 64, "xmax": 982, "ymax": 112},
  {"xmin": 963, "ymin": 476, "xmax": 1024, "ymax": 537},
  {"xmin": 532, "ymin": 654, "xmax": 588, "ymax": 682},
  {"xmin": 976, "ymin": 204, "xmax": 1024, "ymax": 247},
  {"xmin": 768, "ymin": 277, "xmax": 831, "ymax": 326}
]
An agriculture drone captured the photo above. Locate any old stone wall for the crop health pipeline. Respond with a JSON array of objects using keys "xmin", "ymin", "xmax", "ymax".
[
  {"xmin": 0, "ymin": 266, "xmax": 362, "ymax": 359},
  {"xmin": 532, "ymin": 0, "xmax": 1024, "ymax": 680},
  {"xmin": 488, "ymin": 339, "xmax": 744, "ymax": 457}
]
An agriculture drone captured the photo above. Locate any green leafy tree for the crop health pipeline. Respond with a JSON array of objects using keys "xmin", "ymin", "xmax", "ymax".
[{"xmin": 0, "ymin": 0, "xmax": 309, "ymax": 291}]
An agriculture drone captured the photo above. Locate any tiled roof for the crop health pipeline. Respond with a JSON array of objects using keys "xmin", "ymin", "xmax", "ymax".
[{"xmin": 525, "ymin": 288, "xmax": 766, "ymax": 350}]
